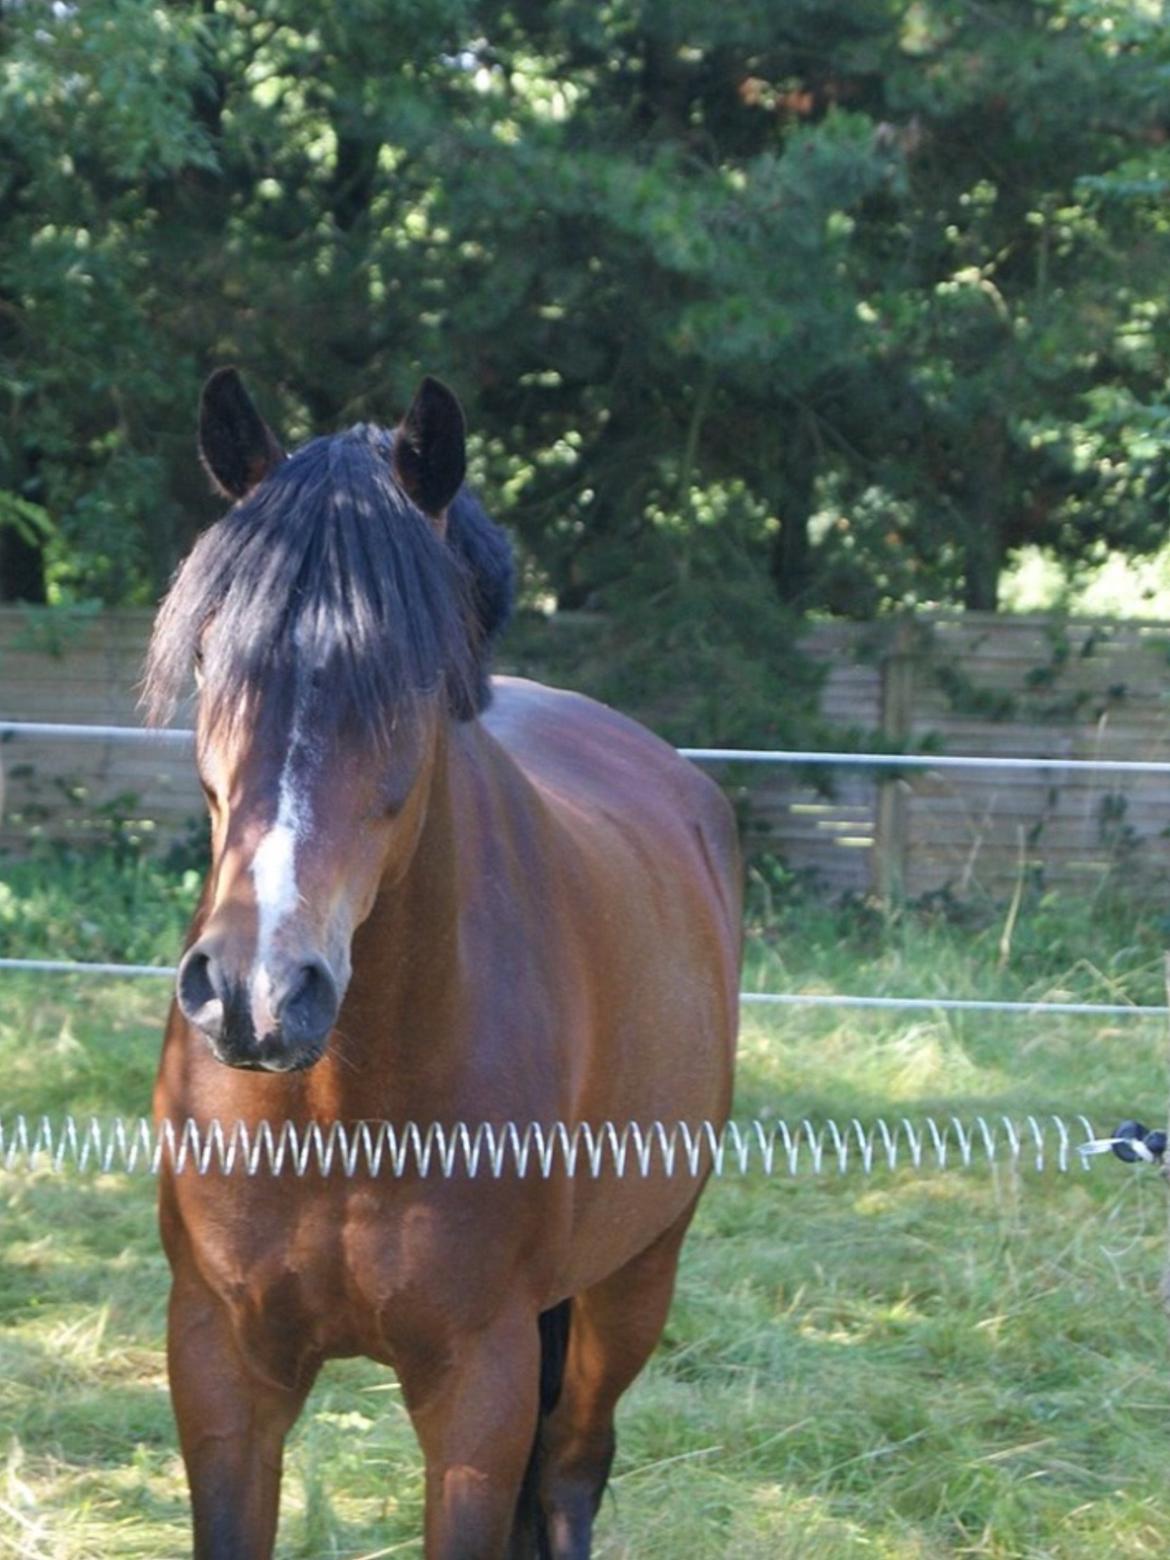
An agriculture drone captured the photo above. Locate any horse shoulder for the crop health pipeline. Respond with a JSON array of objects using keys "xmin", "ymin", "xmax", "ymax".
[{"xmin": 483, "ymin": 676, "xmax": 740, "ymax": 907}]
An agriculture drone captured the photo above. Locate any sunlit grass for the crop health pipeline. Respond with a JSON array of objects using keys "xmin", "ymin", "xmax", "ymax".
[{"xmin": 1, "ymin": 860, "xmax": 1169, "ymax": 1556}]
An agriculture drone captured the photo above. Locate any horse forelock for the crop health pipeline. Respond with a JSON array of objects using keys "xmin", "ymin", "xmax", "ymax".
[{"xmin": 143, "ymin": 425, "xmax": 481, "ymax": 754}]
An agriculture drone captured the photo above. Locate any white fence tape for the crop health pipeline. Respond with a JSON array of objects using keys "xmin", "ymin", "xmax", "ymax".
[
  {"xmin": 0, "ymin": 957, "xmax": 1164, "ymax": 1020},
  {"xmin": 0, "ymin": 1113, "xmax": 1112, "ymax": 1179},
  {"xmin": 4, "ymin": 722, "xmax": 1168, "ymax": 1020},
  {"xmin": 7, "ymin": 720, "xmax": 1170, "ymax": 774}
]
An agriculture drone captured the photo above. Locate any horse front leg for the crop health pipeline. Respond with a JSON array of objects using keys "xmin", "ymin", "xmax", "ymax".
[
  {"xmin": 397, "ymin": 1304, "xmax": 541, "ymax": 1560},
  {"xmin": 167, "ymin": 1263, "xmax": 318, "ymax": 1560}
]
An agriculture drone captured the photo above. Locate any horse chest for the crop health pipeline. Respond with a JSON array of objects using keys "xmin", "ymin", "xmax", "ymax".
[{"xmin": 178, "ymin": 1178, "xmax": 523, "ymax": 1382}]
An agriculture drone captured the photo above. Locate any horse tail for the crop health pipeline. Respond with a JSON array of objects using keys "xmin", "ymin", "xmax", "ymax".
[{"xmin": 512, "ymin": 1298, "xmax": 572, "ymax": 1557}]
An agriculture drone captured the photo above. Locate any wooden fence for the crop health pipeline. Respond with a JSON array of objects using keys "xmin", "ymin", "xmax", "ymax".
[
  {"xmin": 749, "ymin": 615, "xmax": 1170, "ymax": 900},
  {"xmin": 0, "ymin": 609, "xmax": 198, "ymax": 855},
  {"xmin": 4, "ymin": 607, "xmax": 1170, "ymax": 900}
]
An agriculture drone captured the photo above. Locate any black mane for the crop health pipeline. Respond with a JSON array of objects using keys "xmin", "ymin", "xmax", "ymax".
[{"xmin": 144, "ymin": 424, "xmax": 514, "ymax": 744}]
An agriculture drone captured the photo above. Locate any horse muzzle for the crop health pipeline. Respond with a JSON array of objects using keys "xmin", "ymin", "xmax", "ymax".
[{"xmin": 176, "ymin": 939, "xmax": 340, "ymax": 1071}]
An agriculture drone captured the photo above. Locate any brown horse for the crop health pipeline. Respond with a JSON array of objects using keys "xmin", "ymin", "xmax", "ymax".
[{"xmin": 144, "ymin": 369, "xmax": 742, "ymax": 1559}]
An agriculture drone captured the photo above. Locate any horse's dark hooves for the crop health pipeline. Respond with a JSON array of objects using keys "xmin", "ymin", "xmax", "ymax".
[{"xmin": 1111, "ymin": 1120, "xmax": 1168, "ymax": 1164}]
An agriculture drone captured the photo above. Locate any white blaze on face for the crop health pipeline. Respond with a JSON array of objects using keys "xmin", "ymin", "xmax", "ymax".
[{"xmin": 250, "ymin": 739, "xmax": 310, "ymax": 1031}]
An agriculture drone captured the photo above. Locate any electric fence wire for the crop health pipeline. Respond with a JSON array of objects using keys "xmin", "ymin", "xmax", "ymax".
[
  {"xmin": 9, "ymin": 718, "xmax": 1170, "ymax": 774},
  {"xmin": 0, "ymin": 958, "xmax": 1164, "ymax": 1021},
  {"xmin": 0, "ymin": 1112, "xmax": 1151, "ymax": 1180}
]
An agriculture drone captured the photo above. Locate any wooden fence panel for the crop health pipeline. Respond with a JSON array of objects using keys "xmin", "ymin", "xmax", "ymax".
[
  {"xmin": 0, "ymin": 609, "xmax": 202, "ymax": 852},
  {"xmin": 896, "ymin": 616, "xmax": 1170, "ymax": 899},
  {"xmin": 4, "ymin": 606, "xmax": 1170, "ymax": 900}
]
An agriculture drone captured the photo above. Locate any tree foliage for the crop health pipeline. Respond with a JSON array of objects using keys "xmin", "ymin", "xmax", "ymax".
[{"xmin": 3, "ymin": 1, "xmax": 1170, "ymax": 730}]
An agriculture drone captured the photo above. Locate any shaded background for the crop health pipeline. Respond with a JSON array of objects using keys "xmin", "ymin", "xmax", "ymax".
[{"xmin": 4, "ymin": 0, "xmax": 1170, "ymax": 745}]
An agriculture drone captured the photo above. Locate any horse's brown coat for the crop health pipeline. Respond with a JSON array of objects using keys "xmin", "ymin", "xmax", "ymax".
[{"xmin": 154, "ymin": 383, "xmax": 741, "ymax": 1560}]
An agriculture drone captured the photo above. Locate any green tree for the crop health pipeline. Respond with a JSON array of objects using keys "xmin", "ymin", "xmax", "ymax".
[
  {"xmin": 834, "ymin": 0, "xmax": 1170, "ymax": 610},
  {"xmin": 3, "ymin": 0, "xmax": 1170, "ymax": 645}
]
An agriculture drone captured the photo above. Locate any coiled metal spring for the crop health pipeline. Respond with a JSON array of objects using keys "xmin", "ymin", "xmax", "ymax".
[{"xmin": 0, "ymin": 1113, "xmax": 1146, "ymax": 1179}]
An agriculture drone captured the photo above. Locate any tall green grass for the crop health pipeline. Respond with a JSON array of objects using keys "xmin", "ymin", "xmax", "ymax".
[
  {"xmin": 0, "ymin": 850, "xmax": 200, "ymax": 968},
  {"xmin": 1, "ymin": 854, "xmax": 1168, "ymax": 1557}
]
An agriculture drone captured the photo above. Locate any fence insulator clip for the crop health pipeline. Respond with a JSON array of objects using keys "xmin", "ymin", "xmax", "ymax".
[{"xmin": 1110, "ymin": 1120, "xmax": 1168, "ymax": 1165}]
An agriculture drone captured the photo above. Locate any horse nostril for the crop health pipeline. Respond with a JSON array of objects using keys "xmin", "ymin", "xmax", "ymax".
[
  {"xmin": 277, "ymin": 959, "xmax": 339, "ymax": 1047},
  {"xmin": 177, "ymin": 945, "xmax": 225, "ymax": 1039}
]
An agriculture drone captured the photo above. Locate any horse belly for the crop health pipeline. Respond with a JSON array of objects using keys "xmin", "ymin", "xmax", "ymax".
[{"xmin": 550, "ymin": 937, "xmax": 737, "ymax": 1296}]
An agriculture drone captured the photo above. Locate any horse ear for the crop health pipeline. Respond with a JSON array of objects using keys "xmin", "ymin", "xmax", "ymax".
[
  {"xmin": 393, "ymin": 376, "xmax": 466, "ymax": 518},
  {"xmin": 198, "ymin": 368, "xmax": 285, "ymax": 500}
]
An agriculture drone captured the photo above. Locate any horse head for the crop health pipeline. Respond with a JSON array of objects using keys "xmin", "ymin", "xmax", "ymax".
[{"xmin": 144, "ymin": 369, "xmax": 510, "ymax": 1071}]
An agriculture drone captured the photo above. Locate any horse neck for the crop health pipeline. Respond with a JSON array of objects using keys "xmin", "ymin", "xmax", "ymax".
[
  {"xmin": 336, "ymin": 717, "xmax": 492, "ymax": 1088},
  {"xmin": 371, "ymin": 718, "xmax": 463, "ymax": 988}
]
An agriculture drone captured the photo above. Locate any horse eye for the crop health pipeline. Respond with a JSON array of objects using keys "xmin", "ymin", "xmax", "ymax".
[{"xmin": 382, "ymin": 773, "xmax": 414, "ymax": 817}]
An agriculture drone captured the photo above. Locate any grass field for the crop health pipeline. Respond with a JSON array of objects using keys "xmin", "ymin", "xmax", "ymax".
[{"xmin": 2, "ymin": 854, "xmax": 1170, "ymax": 1557}]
